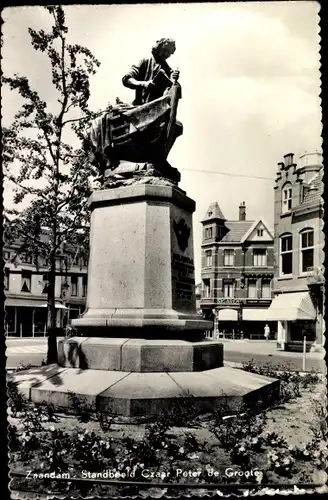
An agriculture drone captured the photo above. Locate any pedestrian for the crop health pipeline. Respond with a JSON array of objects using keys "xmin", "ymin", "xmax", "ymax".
[{"xmin": 264, "ymin": 324, "xmax": 270, "ymax": 341}]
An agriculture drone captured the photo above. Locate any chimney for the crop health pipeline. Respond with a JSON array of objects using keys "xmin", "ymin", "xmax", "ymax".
[{"xmin": 239, "ymin": 201, "xmax": 246, "ymax": 221}]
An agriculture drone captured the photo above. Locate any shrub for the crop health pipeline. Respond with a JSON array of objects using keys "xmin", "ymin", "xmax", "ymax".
[
  {"xmin": 8, "ymin": 423, "xmax": 20, "ymax": 452},
  {"xmin": 241, "ymin": 360, "xmax": 306, "ymax": 403},
  {"xmin": 210, "ymin": 406, "xmax": 267, "ymax": 451},
  {"xmin": 71, "ymin": 429, "xmax": 114, "ymax": 471},
  {"xmin": 7, "ymin": 380, "xmax": 27, "ymax": 416},
  {"xmin": 44, "ymin": 427, "xmax": 71, "ymax": 472},
  {"xmin": 67, "ymin": 392, "xmax": 93, "ymax": 422},
  {"xmin": 19, "ymin": 430, "xmax": 41, "ymax": 461},
  {"xmin": 266, "ymin": 449, "xmax": 295, "ymax": 477},
  {"xmin": 309, "ymin": 397, "xmax": 327, "ymax": 440},
  {"xmin": 96, "ymin": 407, "xmax": 115, "ymax": 432},
  {"xmin": 157, "ymin": 399, "xmax": 199, "ymax": 428}
]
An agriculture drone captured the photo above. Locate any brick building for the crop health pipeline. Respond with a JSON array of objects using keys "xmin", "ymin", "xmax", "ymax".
[
  {"xmin": 200, "ymin": 201, "xmax": 275, "ymax": 339},
  {"xmin": 4, "ymin": 236, "xmax": 88, "ymax": 337},
  {"xmin": 267, "ymin": 151, "xmax": 324, "ymax": 349}
]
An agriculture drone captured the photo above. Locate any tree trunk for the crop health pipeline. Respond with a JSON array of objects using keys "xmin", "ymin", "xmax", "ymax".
[{"xmin": 46, "ymin": 255, "xmax": 58, "ymax": 364}]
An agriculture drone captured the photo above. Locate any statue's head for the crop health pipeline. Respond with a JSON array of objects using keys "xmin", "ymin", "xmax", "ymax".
[{"xmin": 152, "ymin": 38, "xmax": 176, "ymax": 60}]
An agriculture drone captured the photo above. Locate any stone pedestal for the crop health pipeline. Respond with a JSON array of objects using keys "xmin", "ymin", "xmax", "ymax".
[
  {"xmin": 10, "ymin": 184, "xmax": 280, "ymax": 418},
  {"xmin": 72, "ymin": 185, "xmax": 212, "ymax": 338}
]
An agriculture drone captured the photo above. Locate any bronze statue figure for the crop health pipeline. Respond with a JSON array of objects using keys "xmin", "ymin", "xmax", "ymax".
[{"xmin": 83, "ymin": 38, "xmax": 183, "ymax": 187}]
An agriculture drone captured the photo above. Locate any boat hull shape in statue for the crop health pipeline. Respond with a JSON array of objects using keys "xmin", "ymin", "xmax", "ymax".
[{"xmin": 84, "ymin": 85, "xmax": 183, "ymax": 182}]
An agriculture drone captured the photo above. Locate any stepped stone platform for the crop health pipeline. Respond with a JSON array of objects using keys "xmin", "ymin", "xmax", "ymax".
[
  {"xmin": 7, "ymin": 185, "xmax": 280, "ymax": 418},
  {"xmin": 9, "ymin": 337, "xmax": 280, "ymax": 418}
]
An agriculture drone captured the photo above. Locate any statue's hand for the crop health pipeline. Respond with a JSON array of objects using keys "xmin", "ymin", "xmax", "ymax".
[
  {"xmin": 171, "ymin": 69, "xmax": 180, "ymax": 82},
  {"xmin": 142, "ymin": 80, "xmax": 155, "ymax": 89}
]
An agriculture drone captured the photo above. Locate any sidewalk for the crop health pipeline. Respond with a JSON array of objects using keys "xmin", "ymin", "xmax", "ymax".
[{"xmin": 219, "ymin": 339, "xmax": 324, "ymax": 359}]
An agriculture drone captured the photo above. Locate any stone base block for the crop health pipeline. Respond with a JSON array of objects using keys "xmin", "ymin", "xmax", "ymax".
[
  {"xmin": 9, "ymin": 364, "xmax": 280, "ymax": 418},
  {"xmin": 57, "ymin": 337, "xmax": 223, "ymax": 372}
]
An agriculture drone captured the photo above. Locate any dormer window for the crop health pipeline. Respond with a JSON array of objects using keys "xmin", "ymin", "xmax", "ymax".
[
  {"xmin": 282, "ymin": 183, "xmax": 292, "ymax": 213},
  {"xmin": 205, "ymin": 227, "xmax": 213, "ymax": 239},
  {"xmin": 208, "ymin": 211, "xmax": 213, "ymax": 217},
  {"xmin": 257, "ymin": 229, "xmax": 263, "ymax": 237}
]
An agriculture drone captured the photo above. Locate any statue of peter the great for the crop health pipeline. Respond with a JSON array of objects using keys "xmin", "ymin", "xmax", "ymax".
[
  {"xmin": 122, "ymin": 38, "xmax": 180, "ymax": 105},
  {"xmin": 84, "ymin": 38, "xmax": 182, "ymax": 186}
]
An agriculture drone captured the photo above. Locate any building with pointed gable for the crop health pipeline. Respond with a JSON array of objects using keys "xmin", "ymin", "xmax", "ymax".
[
  {"xmin": 266, "ymin": 151, "xmax": 324, "ymax": 349},
  {"xmin": 200, "ymin": 201, "xmax": 275, "ymax": 339}
]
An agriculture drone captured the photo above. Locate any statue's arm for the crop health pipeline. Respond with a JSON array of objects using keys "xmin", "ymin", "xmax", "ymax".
[{"xmin": 122, "ymin": 59, "xmax": 153, "ymax": 90}]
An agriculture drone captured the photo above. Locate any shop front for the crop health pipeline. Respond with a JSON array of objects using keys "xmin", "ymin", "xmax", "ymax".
[
  {"xmin": 215, "ymin": 307, "xmax": 240, "ymax": 339},
  {"xmin": 5, "ymin": 298, "xmax": 67, "ymax": 337},
  {"xmin": 241, "ymin": 307, "xmax": 276, "ymax": 340},
  {"xmin": 266, "ymin": 292, "xmax": 316, "ymax": 351}
]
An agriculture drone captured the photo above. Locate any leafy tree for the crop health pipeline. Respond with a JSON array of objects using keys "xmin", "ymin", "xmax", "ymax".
[{"xmin": 3, "ymin": 6, "xmax": 101, "ymax": 362}]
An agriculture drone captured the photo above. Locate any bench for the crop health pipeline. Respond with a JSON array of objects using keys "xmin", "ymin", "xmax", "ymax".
[
  {"xmin": 249, "ymin": 333, "xmax": 265, "ymax": 340},
  {"xmin": 285, "ymin": 341, "xmax": 312, "ymax": 353}
]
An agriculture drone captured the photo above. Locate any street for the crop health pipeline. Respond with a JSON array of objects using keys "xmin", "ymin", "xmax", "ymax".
[{"xmin": 5, "ymin": 337, "xmax": 325, "ymax": 373}]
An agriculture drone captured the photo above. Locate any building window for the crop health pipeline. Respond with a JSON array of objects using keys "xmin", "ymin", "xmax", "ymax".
[
  {"xmin": 205, "ymin": 250, "xmax": 213, "ymax": 267},
  {"xmin": 257, "ymin": 229, "xmax": 263, "ymax": 237},
  {"xmin": 4, "ymin": 268, "xmax": 10, "ymax": 291},
  {"xmin": 82, "ymin": 276, "xmax": 87, "ymax": 297},
  {"xmin": 282, "ymin": 184, "xmax": 292, "ymax": 213},
  {"xmin": 223, "ymin": 281, "xmax": 234, "ymax": 298},
  {"xmin": 42, "ymin": 274, "xmax": 49, "ymax": 294},
  {"xmin": 261, "ymin": 280, "xmax": 271, "ymax": 298},
  {"xmin": 3, "ymin": 250, "xmax": 10, "ymax": 261},
  {"xmin": 21, "ymin": 253, "xmax": 33, "ymax": 264},
  {"xmin": 203, "ymin": 279, "xmax": 211, "ymax": 298},
  {"xmin": 21, "ymin": 270, "xmax": 32, "ymax": 292},
  {"xmin": 204, "ymin": 227, "xmax": 213, "ymax": 239},
  {"xmin": 223, "ymin": 249, "xmax": 234, "ymax": 267},
  {"xmin": 71, "ymin": 275, "xmax": 78, "ymax": 296},
  {"xmin": 247, "ymin": 280, "xmax": 257, "ymax": 298},
  {"xmin": 300, "ymin": 229, "xmax": 314, "ymax": 273},
  {"xmin": 280, "ymin": 234, "xmax": 293, "ymax": 275},
  {"xmin": 253, "ymin": 249, "xmax": 267, "ymax": 267}
]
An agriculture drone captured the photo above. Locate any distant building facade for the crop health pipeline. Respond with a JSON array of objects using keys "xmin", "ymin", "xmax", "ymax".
[
  {"xmin": 267, "ymin": 151, "xmax": 324, "ymax": 349},
  {"xmin": 200, "ymin": 201, "xmax": 275, "ymax": 339},
  {"xmin": 4, "ymin": 236, "xmax": 88, "ymax": 337}
]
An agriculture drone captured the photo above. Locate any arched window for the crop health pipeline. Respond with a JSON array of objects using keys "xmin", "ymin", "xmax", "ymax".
[
  {"xmin": 280, "ymin": 233, "xmax": 293, "ymax": 276},
  {"xmin": 282, "ymin": 183, "xmax": 292, "ymax": 213},
  {"xmin": 300, "ymin": 229, "xmax": 314, "ymax": 273}
]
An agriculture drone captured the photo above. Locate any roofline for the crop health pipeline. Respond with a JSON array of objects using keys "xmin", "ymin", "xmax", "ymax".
[{"xmin": 240, "ymin": 217, "xmax": 274, "ymax": 243}]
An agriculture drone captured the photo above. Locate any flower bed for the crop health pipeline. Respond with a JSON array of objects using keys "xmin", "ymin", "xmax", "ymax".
[{"xmin": 7, "ymin": 366, "xmax": 327, "ymax": 497}]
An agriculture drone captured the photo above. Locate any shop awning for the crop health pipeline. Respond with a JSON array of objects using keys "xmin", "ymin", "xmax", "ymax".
[
  {"xmin": 266, "ymin": 292, "xmax": 316, "ymax": 321},
  {"xmin": 218, "ymin": 308, "xmax": 238, "ymax": 321},
  {"xmin": 242, "ymin": 308, "xmax": 270, "ymax": 321},
  {"xmin": 40, "ymin": 302, "xmax": 67, "ymax": 310},
  {"xmin": 5, "ymin": 299, "xmax": 67, "ymax": 310}
]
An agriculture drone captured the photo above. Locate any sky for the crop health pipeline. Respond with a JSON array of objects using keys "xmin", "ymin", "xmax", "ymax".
[{"xmin": 2, "ymin": 2, "xmax": 322, "ymax": 282}]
